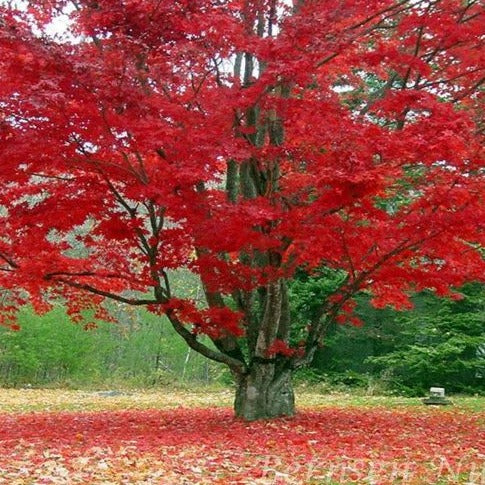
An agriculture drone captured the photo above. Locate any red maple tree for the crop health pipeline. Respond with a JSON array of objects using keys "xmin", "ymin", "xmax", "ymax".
[{"xmin": 0, "ymin": 0, "xmax": 483, "ymax": 419}]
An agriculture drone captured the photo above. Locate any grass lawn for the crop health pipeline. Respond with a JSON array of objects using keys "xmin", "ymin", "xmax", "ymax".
[{"xmin": 0, "ymin": 387, "xmax": 483, "ymax": 484}]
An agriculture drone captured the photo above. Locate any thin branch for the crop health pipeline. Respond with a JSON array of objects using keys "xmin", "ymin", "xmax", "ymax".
[
  {"xmin": 161, "ymin": 270, "xmax": 171, "ymax": 298},
  {"xmin": 340, "ymin": 229, "xmax": 356, "ymax": 282},
  {"xmin": 45, "ymin": 270, "xmax": 128, "ymax": 279},
  {"xmin": 47, "ymin": 276, "xmax": 158, "ymax": 306},
  {"xmin": 453, "ymin": 76, "xmax": 485, "ymax": 102},
  {"xmin": 167, "ymin": 311, "xmax": 247, "ymax": 374},
  {"xmin": 315, "ymin": 53, "xmax": 339, "ymax": 69},
  {"xmin": 350, "ymin": 0, "xmax": 416, "ymax": 31},
  {"xmin": 0, "ymin": 252, "xmax": 18, "ymax": 269},
  {"xmin": 101, "ymin": 175, "xmax": 137, "ymax": 217},
  {"xmin": 315, "ymin": 1, "xmax": 428, "ymax": 70},
  {"xmin": 420, "ymin": 68, "xmax": 484, "ymax": 89}
]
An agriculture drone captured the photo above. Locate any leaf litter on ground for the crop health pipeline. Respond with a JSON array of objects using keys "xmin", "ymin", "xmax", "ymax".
[{"xmin": 0, "ymin": 388, "xmax": 483, "ymax": 484}]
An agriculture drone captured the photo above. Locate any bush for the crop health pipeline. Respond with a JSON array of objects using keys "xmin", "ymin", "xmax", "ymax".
[{"xmin": 0, "ymin": 305, "xmax": 225, "ymax": 388}]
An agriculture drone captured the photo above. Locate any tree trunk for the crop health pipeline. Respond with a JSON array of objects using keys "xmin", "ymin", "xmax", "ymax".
[{"xmin": 234, "ymin": 362, "xmax": 295, "ymax": 420}]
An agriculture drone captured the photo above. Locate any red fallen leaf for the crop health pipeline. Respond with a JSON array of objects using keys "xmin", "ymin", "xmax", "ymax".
[{"xmin": 0, "ymin": 407, "xmax": 482, "ymax": 481}]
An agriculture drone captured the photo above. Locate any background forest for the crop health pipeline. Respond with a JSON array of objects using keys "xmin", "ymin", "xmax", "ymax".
[{"xmin": 1, "ymin": 271, "xmax": 483, "ymax": 397}]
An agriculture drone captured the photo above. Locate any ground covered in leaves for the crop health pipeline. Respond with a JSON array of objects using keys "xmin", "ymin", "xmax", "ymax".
[{"xmin": 0, "ymin": 389, "xmax": 483, "ymax": 484}]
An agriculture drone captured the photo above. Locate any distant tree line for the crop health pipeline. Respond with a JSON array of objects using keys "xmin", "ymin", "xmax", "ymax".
[{"xmin": 0, "ymin": 277, "xmax": 482, "ymax": 396}]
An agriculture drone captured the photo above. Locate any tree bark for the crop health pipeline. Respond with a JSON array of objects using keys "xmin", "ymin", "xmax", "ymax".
[{"xmin": 234, "ymin": 361, "xmax": 295, "ymax": 420}]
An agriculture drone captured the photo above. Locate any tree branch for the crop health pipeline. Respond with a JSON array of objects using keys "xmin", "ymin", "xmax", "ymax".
[
  {"xmin": 46, "ymin": 276, "xmax": 158, "ymax": 306},
  {"xmin": 293, "ymin": 229, "xmax": 448, "ymax": 369},
  {"xmin": 0, "ymin": 252, "xmax": 18, "ymax": 269},
  {"xmin": 167, "ymin": 311, "xmax": 247, "ymax": 374}
]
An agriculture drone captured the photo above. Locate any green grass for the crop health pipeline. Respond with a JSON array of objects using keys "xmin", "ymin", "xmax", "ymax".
[
  {"xmin": 296, "ymin": 390, "xmax": 485, "ymax": 412},
  {"xmin": 0, "ymin": 385, "xmax": 483, "ymax": 414}
]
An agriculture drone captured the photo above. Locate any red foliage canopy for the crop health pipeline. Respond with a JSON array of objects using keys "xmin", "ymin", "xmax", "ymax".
[{"xmin": 0, "ymin": 1, "xmax": 483, "ymax": 344}]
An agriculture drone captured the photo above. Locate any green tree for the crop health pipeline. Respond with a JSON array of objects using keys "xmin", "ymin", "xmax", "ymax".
[{"xmin": 368, "ymin": 284, "xmax": 484, "ymax": 395}]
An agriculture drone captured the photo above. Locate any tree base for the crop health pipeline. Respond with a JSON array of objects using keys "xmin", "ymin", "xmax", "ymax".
[{"xmin": 234, "ymin": 366, "xmax": 295, "ymax": 421}]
